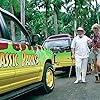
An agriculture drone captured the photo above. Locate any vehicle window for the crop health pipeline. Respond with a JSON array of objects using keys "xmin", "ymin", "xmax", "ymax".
[
  {"xmin": 0, "ymin": 25, "xmax": 3, "ymax": 38},
  {"xmin": 2, "ymin": 15, "xmax": 27, "ymax": 43},
  {"xmin": 44, "ymin": 39, "xmax": 70, "ymax": 49}
]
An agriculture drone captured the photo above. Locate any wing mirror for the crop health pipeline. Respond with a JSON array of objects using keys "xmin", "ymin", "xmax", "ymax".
[{"xmin": 31, "ymin": 34, "xmax": 42, "ymax": 45}]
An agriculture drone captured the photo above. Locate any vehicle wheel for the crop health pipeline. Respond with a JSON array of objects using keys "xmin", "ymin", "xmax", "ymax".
[{"xmin": 41, "ymin": 63, "xmax": 55, "ymax": 94}]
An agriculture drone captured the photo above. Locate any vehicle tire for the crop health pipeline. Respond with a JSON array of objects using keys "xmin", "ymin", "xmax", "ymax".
[{"xmin": 41, "ymin": 63, "xmax": 55, "ymax": 94}]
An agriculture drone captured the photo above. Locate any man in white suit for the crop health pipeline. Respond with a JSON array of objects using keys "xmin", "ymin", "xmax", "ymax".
[{"xmin": 71, "ymin": 27, "xmax": 91, "ymax": 83}]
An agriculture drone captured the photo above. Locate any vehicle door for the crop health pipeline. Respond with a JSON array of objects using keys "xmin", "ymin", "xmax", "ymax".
[
  {"xmin": 0, "ymin": 12, "xmax": 15, "ymax": 94},
  {"xmin": 52, "ymin": 39, "xmax": 74, "ymax": 68},
  {"xmin": 2, "ymin": 11, "xmax": 41, "ymax": 88},
  {"xmin": 55, "ymin": 39, "xmax": 72, "ymax": 66}
]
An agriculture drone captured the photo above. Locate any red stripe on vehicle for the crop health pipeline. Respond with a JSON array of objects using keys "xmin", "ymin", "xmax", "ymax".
[
  {"xmin": 28, "ymin": 45, "xmax": 32, "ymax": 50},
  {"xmin": 33, "ymin": 46, "xmax": 37, "ymax": 52},
  {"xmin": 13, "ymin": 42, "xmax": 20, "ymax": 51},
  {"xmin": 0, "ymin": 42, "xmax": 8, "ymax": 50},
  {"xmin": 21, "ymin": 44, "xmax": 26, "ymax": 51}
]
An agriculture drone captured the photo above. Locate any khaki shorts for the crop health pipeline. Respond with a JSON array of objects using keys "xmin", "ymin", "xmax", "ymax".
[{"xmin": 90, "ymin": 48, "xmax": 100, "ymax": 60}]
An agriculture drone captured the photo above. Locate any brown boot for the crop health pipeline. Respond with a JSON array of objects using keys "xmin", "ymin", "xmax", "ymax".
[
  {"xmin": 95, "ymin": 75, "xmax": 100, "ymax": 83},
  {"xmin": 99, "ymin": 74, "xmax": 100, "ymax": 79}
]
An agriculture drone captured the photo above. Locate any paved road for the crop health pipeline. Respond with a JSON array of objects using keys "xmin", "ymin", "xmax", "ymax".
[{"xmin": 16, "ymin": 72, "xmax": 100, "ymax": 100}]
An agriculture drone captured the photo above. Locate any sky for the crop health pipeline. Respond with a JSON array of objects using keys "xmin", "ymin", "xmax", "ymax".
[
  {"xmin": 60, "ymin": 0, "xmax": 100, "ymax": 12},
  {"xmin": 97, "ymin": 0, "xmax": 100, "ymax": 3},
  {"xmin": 28, "ymin": 0, "xmax": 100, "ymax": 12},
  {"xmin": 93, "ymin": 0, "xmax": 100, "ymax": 7}
]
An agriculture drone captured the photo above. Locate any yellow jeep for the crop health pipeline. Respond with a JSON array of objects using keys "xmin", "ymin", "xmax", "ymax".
[
  {"xmin": 0, "ymin": 7, "xmax": 54, "ymax": 99},
  {"xmin": 43, "ymin": 34, "xmax": 75, "ymax": 72}
]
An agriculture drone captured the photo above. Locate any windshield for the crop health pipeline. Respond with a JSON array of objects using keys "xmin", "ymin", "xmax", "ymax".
[{"xmin": 44, "ymin": 39, "xmax": 70, "ymax": 49}]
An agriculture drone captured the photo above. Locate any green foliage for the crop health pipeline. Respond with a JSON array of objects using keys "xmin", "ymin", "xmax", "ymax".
[
  {"xmin": 0, "ymin": 0, "xmax": 19, "ymax": 12},
  {"xmin": 1, "ymin": 0, "xmax": 100, "ymax": 39}
]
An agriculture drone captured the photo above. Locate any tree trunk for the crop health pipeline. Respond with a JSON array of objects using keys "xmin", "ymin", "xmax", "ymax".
[
  {"xmin": 74, "ymin": 0, "xmax": 77, "ymax": 37},
  {"xmin": 20, "ymin": 0, "xmax": 25, "ymax": 40},
  {"xmin": 74, "ymin": 17, "xmax": 77, "ymax": 37},
  {"xmin": 10, "ymin": 4, "xmax": 15, "ymax": 41},
  {"xmin": 54, "ymin": 6, "xmax": 58, "ymax": 35},
  {"xmin": 45, "ymin": 6, "xmax": 48, "ymax": 39},
  {"xmin": 95, "ymin": 0, "xmax": 99, "ymax": 24}
]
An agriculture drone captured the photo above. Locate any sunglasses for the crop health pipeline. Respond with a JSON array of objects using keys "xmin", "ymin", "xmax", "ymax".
[{"xmin": 93, "ymin": 27, "xmax": 98, "ymax": 29}]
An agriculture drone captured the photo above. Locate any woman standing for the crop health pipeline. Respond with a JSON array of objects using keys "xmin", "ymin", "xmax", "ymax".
[{"xmin": 91, "ymin": 23, "xmax": 100, "ymax": 83}]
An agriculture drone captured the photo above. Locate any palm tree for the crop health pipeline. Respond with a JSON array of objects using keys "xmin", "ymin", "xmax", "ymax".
[
  {"xmin": 51, "ymin": 0, "xmax": 64, "ymax": 34},
  {"xmin": 64, "ymin": 0, "xmax": 77, "ymax": 36},
  {"xmin": 0, "ymin": 0, "xmax": 20, "ymax": 41},
  {"xmin": 64, "ymin": 0, "xmax": 97, "ymax": 36},
  {"xmin": 20, "ymin": 0, "xmax": 25, "ymax": 40},
  {"xmin": 94, "ymin": 0, "xmax": 99, "ymax": 24},
  {"xmin": 43, "ymin": 0, "xmax": 50, "ymax": 38}
]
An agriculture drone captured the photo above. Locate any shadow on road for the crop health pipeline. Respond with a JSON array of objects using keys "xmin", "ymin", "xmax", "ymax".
[
  {"xmin": 16, "ymin": 71, "xmax": 76, "ymax": 100},
  {"xmin": 15, "ymin": 87, "xmax": 45, "ymax": 100},
  {"xmin": 55, "ymin": 70, "xmax": 75, "ymax": 79}
]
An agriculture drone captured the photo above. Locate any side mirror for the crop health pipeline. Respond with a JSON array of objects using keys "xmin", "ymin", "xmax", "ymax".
[{"xmin": 31, "ymin": 34, "xmax": 41, "ymax": 45}]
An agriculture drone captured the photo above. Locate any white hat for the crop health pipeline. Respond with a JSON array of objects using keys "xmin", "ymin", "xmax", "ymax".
[{"xmin": 77, "ymin": 27, "xmax": 84, "ymax": 31}]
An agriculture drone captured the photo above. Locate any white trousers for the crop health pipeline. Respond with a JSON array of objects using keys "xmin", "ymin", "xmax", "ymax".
[{"xmin": 75, "ymin": 57, "xmax": 88, "ymax": 81}]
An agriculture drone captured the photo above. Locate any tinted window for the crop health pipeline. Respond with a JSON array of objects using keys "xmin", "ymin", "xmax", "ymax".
[
  {"xmin": 2, "ymin": 15, "xmax": 27, "ymax": 43},
  {"xmin": 0, "ymin": 25, "xmax": 3, "ymax": 38},
  {"xmin": 44, "ymin": 39, "xmax": 70, "ymax": 49}
]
